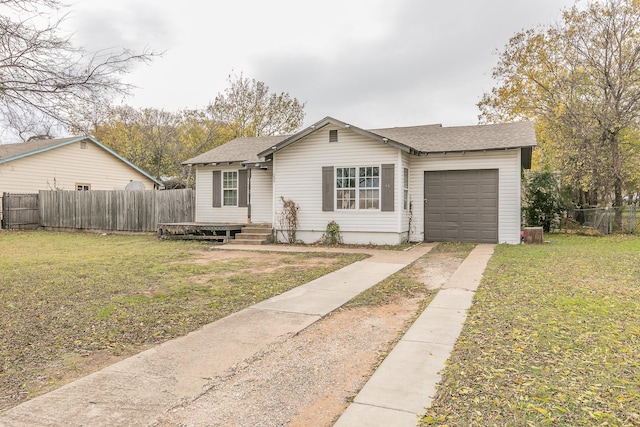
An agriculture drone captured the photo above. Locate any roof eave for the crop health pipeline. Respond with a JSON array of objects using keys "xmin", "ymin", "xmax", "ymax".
[{"xmin": 416, "ymin": 145, "xmax": 536, "ymax": 156}]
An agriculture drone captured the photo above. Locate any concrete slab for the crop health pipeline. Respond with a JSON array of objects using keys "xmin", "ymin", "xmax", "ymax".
[
  {"xmin": 402, "ymin": 306, "xmax": 468, "ymax": 346},
  {"xmin": 252, "ymin": 287, "xmax": 357, "ymax": 316},
  {"xmin": 0, "ymin": 309, "xmax": 319, "ymax": 427},
  {"xmin": 443, "ymin": 243, "xmax": 495, "ymax": 291},
  {"xmin": 427, "ymin": 288, "xmax": 475, "ymax": 311},
  {"xmin": 253, "ymin": 262, "xmax": 406, "ymax": 315},
  {"xmin": 303, "ymin": 261, "xmax": 407, "ymax": 292},
  {"xmin": 334, "ymin": 403, "xmax": 418, "ymax": 427},
  {"xmin": 352, "ymin": 340, "xmax": 453, "ymax": 414}
]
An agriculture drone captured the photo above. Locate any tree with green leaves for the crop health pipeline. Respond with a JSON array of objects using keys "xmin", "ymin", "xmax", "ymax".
[
  {"xmin": 0, "ymin": 0, "xmax": 158, "ymax": 140},
  {"xmin": 479, "ymin": 0, "xmax": 640, "ymax": 225},
  {"xmin": 208, "ymin": 73, "xmax": 305, "ymax": 138}
]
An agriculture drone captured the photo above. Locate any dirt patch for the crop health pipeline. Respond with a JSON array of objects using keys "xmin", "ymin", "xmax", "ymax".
[
  {"xmin": 186, "ymin": 249, "xmax": 337, "ymax": 284},
  {"xmin": 408, "ymin": 252, "xmax": 468, "ymax": 290}
]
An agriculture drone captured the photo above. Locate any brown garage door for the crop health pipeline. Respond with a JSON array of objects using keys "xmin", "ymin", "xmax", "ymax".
[{"xmin": 424, "ymin": 169, "xmax": 498, "ymax": 243}]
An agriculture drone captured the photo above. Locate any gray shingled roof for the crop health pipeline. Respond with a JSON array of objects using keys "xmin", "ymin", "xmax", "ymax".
[
  {"xmin": 183, "ymin": 118, "xmax": 536, "ymax": 165},
  {"xmin": 182, "ymin": 135, "xmax": 289, "ymax": 165},
  {"xmin": 0, "ymin": 137, "xmax": 80, "ymax": 162},
  {"xmin": 371, "ymin": 121, "xmax": 536, "ymax": 153}
]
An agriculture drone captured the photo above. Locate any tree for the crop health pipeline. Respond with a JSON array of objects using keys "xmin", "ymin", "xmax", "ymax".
[
  {"xmin": 90, "ymin": 105, "xmax": 226, "ymax": 184},
  {"xmin": 523, "ymin": 169, "xmax": 571, "ymax": 231},
  {"xmin": 479, "ymin": 0, "xmax": 640, "ymax": 225},
  {"xmin": 208, "ymin": 73, "xmax": 305, "ymax": 138},
  {"xmin": 0, "ymin": 0, "xmax": 158, "ymax": 140}
]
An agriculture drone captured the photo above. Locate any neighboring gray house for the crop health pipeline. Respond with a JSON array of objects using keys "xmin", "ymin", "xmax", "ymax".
[{"xmin": 183, "ymin": 116, "xmax": 536, "ymax": 244}]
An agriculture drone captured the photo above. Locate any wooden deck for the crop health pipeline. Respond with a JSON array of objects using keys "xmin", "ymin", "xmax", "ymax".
[{"xmin": 157, "ymin": 222, "xmax": 246, "ymax": 242}]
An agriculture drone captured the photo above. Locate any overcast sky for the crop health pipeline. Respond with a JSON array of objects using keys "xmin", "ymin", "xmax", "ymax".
[{"xmin": 66, "ymin": 0, "xmax": 576, "ymax": 130}]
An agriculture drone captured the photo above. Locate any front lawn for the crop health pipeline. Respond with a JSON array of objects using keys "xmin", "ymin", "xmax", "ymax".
[
  {"xmin": 0, "ymin": 231, "xmax": 365, "ymax": 411},
  {"xmin": 422, "ymin": 234, "xmax": 640, "ymax": 426}
]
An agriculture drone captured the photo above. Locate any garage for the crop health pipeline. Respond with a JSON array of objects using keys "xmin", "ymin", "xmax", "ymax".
[{"xmin": 424, "ymin": 169, "xmax": 498, "ymax": 243}]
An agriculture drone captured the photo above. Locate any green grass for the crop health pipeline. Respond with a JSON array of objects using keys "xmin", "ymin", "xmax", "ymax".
[
  {"xmin": 422, "ymin": 234, "xmax": 640, "ymax": 427},
  {"xmin": 0, "ymin": 231, "xmax": 365, "ymax": 411}
]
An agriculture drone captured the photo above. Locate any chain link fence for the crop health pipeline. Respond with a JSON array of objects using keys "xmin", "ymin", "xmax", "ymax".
[{"xmin": 560, "ymin": 206, "xmax": 637, "ymax": 234}]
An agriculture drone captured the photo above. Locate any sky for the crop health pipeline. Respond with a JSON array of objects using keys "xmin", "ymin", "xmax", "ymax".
[{"xmin": 65, "ymin": 0, "xmax": 576, "ymax": 130}]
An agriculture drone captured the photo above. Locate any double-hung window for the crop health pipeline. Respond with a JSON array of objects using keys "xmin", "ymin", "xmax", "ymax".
[
  {"xmin": 222, "ymin": 171, "xmax": 238, "ymax": 206},
  {"xmin": 336, "ymin": 166, "xmax": 379, "ymax": 210}
]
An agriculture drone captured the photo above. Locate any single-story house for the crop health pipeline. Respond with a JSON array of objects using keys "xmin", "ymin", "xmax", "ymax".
[
  {"xmin": 183, "ymin": 116, "xmax": 536, "ymax": 244},
  {"xmin": 0, "ymin": 135, "xmax": 162, "ymax": 195}
]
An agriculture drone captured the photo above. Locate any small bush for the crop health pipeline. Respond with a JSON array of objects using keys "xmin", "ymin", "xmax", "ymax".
[{"xmin": 321, "ymin": 220, "xmax": 343, "ymax": 245}]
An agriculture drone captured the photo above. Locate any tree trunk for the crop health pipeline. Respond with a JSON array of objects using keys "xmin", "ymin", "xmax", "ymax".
[{"xmin": 610, "ymin": 133, "xmax": 623, "ymax": 229}]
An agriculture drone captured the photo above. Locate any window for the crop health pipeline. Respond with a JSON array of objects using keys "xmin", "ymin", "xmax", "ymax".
[
  {"xmin": 336, "ymin": 167, "xmax": 356, "ymax": 209},
  {"xmin": 336, "ymin": 166, "xmax": 379, "ymax": 210},
  {"xmin": 222, "ymin": 171, "xmax": 237, "ymax": 206},
  {"xmin": 329, "ymin": 129, "xmax": 338, "ymax": 142},
  {"xmin": 403, "ymin": 168, "xmax": 409, "ymax": 210},
  {"xmin": 76, "ymin": 183, "xmax": 91, "ymax": 191},
  {"xmin": 359, "ymin": 166, "xmax": 379, "ymax": 209}
]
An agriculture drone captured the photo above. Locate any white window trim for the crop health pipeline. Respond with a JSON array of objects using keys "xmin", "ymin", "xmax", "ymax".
[
  {"xmin": 222, "ymin": 170, "xmax": 238, "ymax": 207},
  {"xmin": 335, "ymin": 165, "xmax": 381, "ymax": 211}
]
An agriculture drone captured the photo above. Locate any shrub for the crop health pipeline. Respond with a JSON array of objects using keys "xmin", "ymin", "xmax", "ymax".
[{"xmin": 523, "ymin": 170, "xmax": 571, "ymax": 232}]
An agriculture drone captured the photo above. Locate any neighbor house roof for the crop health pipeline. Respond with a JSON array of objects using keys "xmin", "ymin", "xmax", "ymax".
[
  {"xmin": 0, "ymin": 135, "xmax": 163, "ymax": 187},
  {"xmin": 183, "ymin": 116, "xmax": 537, "ymax": 165}
]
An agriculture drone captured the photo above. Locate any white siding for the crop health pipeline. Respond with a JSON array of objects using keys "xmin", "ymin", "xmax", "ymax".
[
  {"xmin": 409, "ymin": 150, "xmax": 521, "ymax": 244},
  {"xmin": 194, "ymin": 165, "xmax": 248, "ymax": 223},
  {"xmin": 273, "ymin": 125, "xmax": 404, "ymax": 244},
  {"xmin": 0, "ymin": 141, "xmax": 156, "ymax": 193},
  {"xmin": 250, "ymin": 168, "xmax": 273, "ymax": 224}
]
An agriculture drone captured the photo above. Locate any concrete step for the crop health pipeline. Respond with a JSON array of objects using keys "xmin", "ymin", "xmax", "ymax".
[
  {"xmin": 235, "ymin": 234, "xmax": 271, "ymax": 241},
  {"xmin": 229, "ymin": 225, "xmax": 273, "ymax": 245},
  {"xmin": 241, "ymin": 227, "xmax": 272, "ymax": 233},
  {"xmin": 228, "ymin": 239, "xmax": 266, "ymax": 245}
]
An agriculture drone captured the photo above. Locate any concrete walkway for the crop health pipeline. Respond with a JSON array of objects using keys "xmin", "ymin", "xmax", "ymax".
[
  {"xmin": 0, "ymin": 243, "xmax": 435, "ymax": 427},
  {"xmin": 334, "ymin": 244, "xmax": 495, "ymax": 426}
]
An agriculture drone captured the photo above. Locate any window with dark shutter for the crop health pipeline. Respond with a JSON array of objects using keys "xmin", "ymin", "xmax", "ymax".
[{"xmin": 329, "ymin": 129, "xmax": 338, "ymax": 142}]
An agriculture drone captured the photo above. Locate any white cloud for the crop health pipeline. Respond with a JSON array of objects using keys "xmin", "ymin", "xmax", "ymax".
[{"xmin": 64, "ymin": 0, "xmax": 575, "ymax": 127}]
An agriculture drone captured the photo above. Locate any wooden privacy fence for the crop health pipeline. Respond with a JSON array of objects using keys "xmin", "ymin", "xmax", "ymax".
[
  {"xmin": 37, "ymin": 189, "xmax": 195, "ymax": 232},
  {"xmin": 1, "ymin": 193, "xmax": 40, "ymax": 229}
]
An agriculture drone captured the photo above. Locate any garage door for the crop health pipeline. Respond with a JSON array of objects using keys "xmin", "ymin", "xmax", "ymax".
[{"xmin": 424, "ymin": 169, "xmax": 498, "ymax": 243}]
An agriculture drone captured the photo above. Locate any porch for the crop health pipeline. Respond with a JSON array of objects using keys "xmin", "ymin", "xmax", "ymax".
[{"xmin": 157, "ymin": 223, "xmax": 273, "ymax": 244}]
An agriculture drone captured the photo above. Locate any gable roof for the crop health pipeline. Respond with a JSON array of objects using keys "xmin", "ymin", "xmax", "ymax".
[
  {"xmin": 183, "ymin": 116, "xmax": 537, "ymax": 165},
  {"xmin": 0, "ymin": 135, "xmax": 163, "ymax": 187}
]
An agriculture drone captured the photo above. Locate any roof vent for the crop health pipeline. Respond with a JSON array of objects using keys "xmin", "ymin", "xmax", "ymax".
[{"xmin": 329, "ymin": 129, "xmax": 338, "ymax": 142}]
